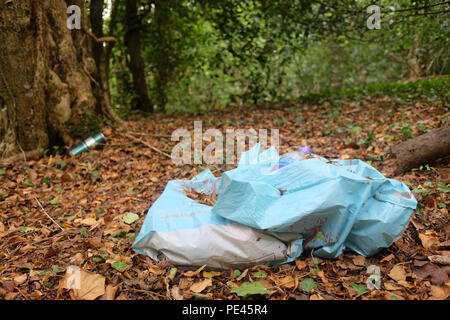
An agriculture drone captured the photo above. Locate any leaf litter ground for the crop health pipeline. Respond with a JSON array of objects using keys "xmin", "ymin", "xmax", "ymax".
[{"xmin": 0, "ymin": 96, "xmax": 449, "ymax": 300}]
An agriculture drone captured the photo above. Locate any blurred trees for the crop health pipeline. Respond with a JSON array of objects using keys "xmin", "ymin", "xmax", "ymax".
[{"xmin": 103, "ymin": 0, "xmax": 449, "ymax": 113}]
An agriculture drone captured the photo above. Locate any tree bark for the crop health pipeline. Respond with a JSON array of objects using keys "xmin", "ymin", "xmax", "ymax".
[
  {"xmin": 389, "ymin": 127, "xmax": 450, "ymax": 175},
  {"xmin": 90, "ymin": 0, "xmax": 104, "ymax": 76},
  {"xmin": 125, "ymin": 0, "xmax": 153, "ymax": 113},
  {"xmin": 0, "ymin": 0, "xmax": 103, "ymax": 159}
]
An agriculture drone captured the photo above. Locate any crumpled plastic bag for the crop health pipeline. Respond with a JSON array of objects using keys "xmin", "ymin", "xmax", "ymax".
[{"xmin": 133, "ymin": 143, "xmax": 417, "ymax": 269}]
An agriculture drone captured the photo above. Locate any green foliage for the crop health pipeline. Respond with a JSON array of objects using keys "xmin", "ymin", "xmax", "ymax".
[
  {"xmin": 232, "ymin": 269, "xmax": 242, "ymax": 277},
  {"xmin": 104, "ymin": 0, "xmax": 449, "ymax": 113},
  {"xmin": 350, "ymin": 282, "xmax": 368, "ymax": 295},
  {"xmin": 300, "ymin": 278, "xmax": 317, "ymax": 293},
  {"xmin": 231, "ymin": 282, "xmax": 270, "ymax": 298}
]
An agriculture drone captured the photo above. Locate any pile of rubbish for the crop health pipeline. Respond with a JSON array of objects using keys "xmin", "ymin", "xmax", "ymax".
[{"xmin": 132, "ymin": 144, "xmax": 417, "ymax": 269}]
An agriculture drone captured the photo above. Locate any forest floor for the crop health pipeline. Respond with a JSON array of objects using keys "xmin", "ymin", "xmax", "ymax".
[{"xmin": 0, "ymin": 94, "xmax": 449, "ymax": 300}]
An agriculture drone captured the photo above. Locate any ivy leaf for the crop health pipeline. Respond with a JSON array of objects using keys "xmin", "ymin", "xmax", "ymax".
[
  {"xmin": 111, "ymin": 261, "xmax": 128, "ymax": 272},
  {"xmin": 231, "ymin": 282, "xmax": 270, "ymax": 298},
  {"xmin": 121, "ymin": 212, "xmax": 139, "ymax": 225},
  {"xmin": 301, "ymin": 278, "xmax": 317, "ymax": 293},
  {"xmin": 350, "ymin": 282, "xmax": 368, "ymax": 295},
  {"xmin": 436, "ymin": 181, "xmax": 450, "ymax": 193},
  {"xmin": 232, "ymin": 270, "xmax": 241, "ymax": 277}
]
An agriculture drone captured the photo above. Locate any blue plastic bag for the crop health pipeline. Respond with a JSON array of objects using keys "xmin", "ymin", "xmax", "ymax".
[
  {"xmin": 133, "ymin": 143, "xmax": 417, "ymax": 268},
  {"xmin": 132, "ymin": 169, "xmax": 301, "ymax": 269}
]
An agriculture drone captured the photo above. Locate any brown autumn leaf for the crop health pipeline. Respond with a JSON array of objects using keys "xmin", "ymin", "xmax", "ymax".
[
  {"xmin": 380, "ymin": 254, "xmax": 395, "ymax": 263},
  {"xmin": 413, "ymin": 263, "xmax": 450, "ymax": 285},
  {"xmin": 13, "ymin": 274, "xmax": 27, "ymax": 285},
  {"xmin": 419, "ymin": 231, "xmax": 440, "ymax": 250},
  {"xmin": 183, "ymin": 264, "xmax": 206, "ymax": 277},
  {"xmin": 171, "ymin": 286, "xmax": 184, "ymax": 300},
  {"xmin": 352, "ymin": 255, "xmax": 365, "ymax": 266},
  {"xmin": 99, "ymin": 284, "xmax": 119, "ymax": 300},
  {"xmin": 295, "ymin": 259, "xmax": 307, "ymax": 271},
  {"xmin": 423, "ymin": 195, "xmax": 435, "ymax": 208},
  {"xmin": 5, "ymin": 292, "xmax": 19, "ymax": 300},
  {"xmin": 429, "ymin": 283, "xmax": 450, "ymax": 300},
  {"xmin": 317, "ymin": 270, "xmax": 329, "ymax": 284},
  {"xmin": 179, "ymin": 278, "xmax": 194, "ymax": 290},
  {"xmin": 61, "ymin": 172, "xmax": 73, "ymax": 182},
  {"xmin": 269, "ymin": 275, "xmax": 295, "ymax": 288},
  {"xmin": 388, "ymin": 264, "xmax": 407, "ymax": 282},
  {"xmin": 383, "ymin": 281, "xmax": 403, "ymax": 291},
  {"xmin": 59, "ymin": 268, "xmax": 105, "ymax": 300},
  {"xmin": 190, "ymin": 278, "xmax": 212, "ymax": 293}
]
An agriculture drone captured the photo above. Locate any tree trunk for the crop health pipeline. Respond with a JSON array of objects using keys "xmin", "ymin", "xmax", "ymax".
[
  {"xmin": 0, "ymin": 0, "xmax": 103, "ymax": 159},
  {"xmin": 125, "ymin": 0, "xmax": 153, "ymax": 113},
  {"xmin": 388, "ymin": 127, "xmax": 450, "ymax": 175},
  {"xmin": 89, "ymin": 0, "xmax": 104, "ymax": 76}
]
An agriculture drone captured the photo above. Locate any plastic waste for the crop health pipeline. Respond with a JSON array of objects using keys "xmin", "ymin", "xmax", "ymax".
[
  {"xmin": 133, "ymin": 143, "xmax": 417, "ymax": 269},
  {"xmin": 271, "ymin": 145, "xmax": 311, "ymax": 171}
]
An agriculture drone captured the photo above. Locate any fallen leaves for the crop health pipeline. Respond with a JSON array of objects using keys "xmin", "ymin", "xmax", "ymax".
[
  {"xmin": 0, "ymin": 96, "xmax": 448, "ymax": 300},
  {"xmin": 429, "ymin": 282, "xmax": 450, "ymax": 300},
  {"xmin": 419, "ymin": 231, "xmax": 440, "ymax": 251},
  {"xmin": 59, "ymin": 267, "xmax": 106, "ymax": 300},
  {"xmin": 190, "ymin": 278, "xmax": 212, "ymax": 293},
  {"xmin": 413, "ymin": 261, "xmax": 450, "ymax": 285},
  {"xmin": 183, "ymin": 265, "xmax": 207, "ymax": 277},
  {"xmin": 352, "ymin": 255, "xmax": 365, "ymax": 267},
  {"xmin": 388, "ymin": 264, "xmax": 407, "ymax": 282},
  {"xmin": 295, "ymin": 259, "xmax": 307, "ymax": 271}
]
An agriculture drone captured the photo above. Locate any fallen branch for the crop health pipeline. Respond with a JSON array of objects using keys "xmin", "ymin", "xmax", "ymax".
[
  {"xmin": 118, "ymin": 132, "xmax": 172, "ymax": 158},
  {"xmin": 388, "ymin": 126, "xmax": 450, "ymax": 175},
  {"xmin": 34, "ymin": 197, "xmax": 64, "ymax": 232}
]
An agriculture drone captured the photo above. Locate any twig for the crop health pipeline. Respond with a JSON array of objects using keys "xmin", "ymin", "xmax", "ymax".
[
  {"xmin": 34, "ymin": 197, "xmax": 64, "ymax": 232},
  {"xmin": 118, "ymin": 132, "xmax": 172, "ymax": 158}
]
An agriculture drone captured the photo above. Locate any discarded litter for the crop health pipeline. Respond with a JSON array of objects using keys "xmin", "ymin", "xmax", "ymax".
[
  {"xmin": 69, "ymin": 133, "xmax": 106, "ymax": 156},
  {"xmin": 271, "ymin": 145, "xmax": 311, "ymax": 171},
  {"xmin": 133, "ymin": 143, "xmax": 417, "ymax": 269}
]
